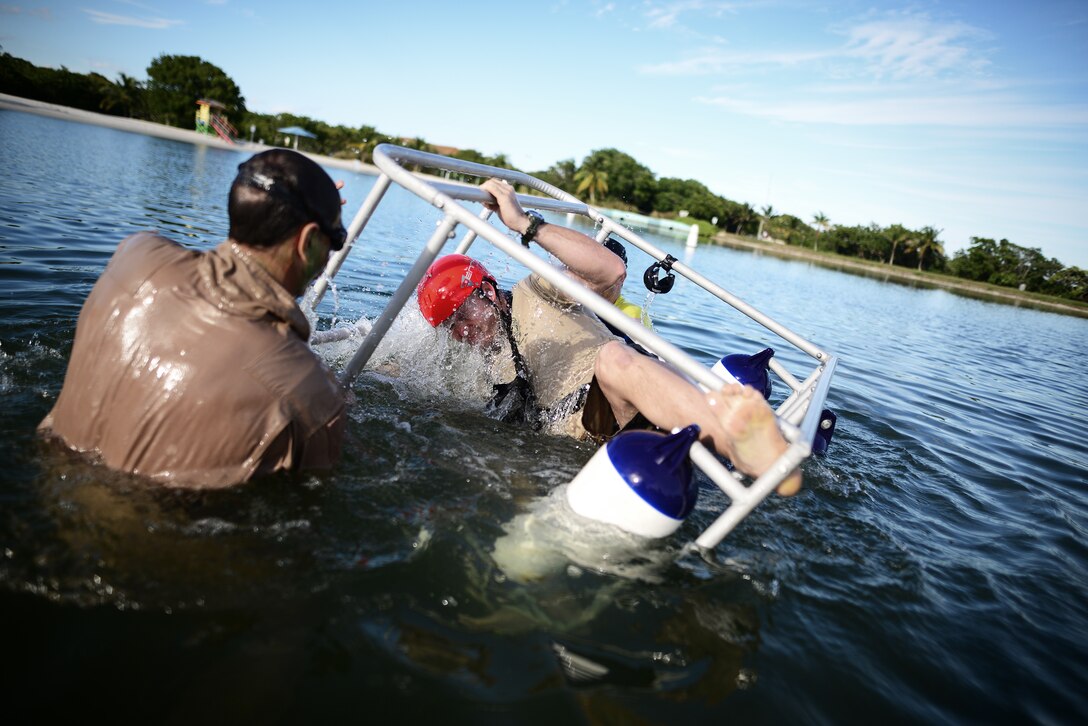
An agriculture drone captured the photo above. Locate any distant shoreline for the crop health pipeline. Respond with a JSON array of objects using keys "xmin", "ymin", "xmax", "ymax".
[
  {"xmin": 3, "ymin": 93, "xmax": 1084, "ymax": 320},
  {"xmin": 706, "ymin": 232, "xmax": 1088, "ymax": 319},
  {"xmin": 0, "ymin": 92, "xmax": 381, "ymax": 175}
]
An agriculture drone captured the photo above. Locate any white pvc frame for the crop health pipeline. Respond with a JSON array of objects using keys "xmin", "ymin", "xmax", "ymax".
[{"xmin": 307, "ymin": 145, "xmax": 838, "ymax": 552}]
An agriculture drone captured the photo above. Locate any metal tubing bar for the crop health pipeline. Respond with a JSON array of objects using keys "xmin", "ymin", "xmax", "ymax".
[
  {"xmin": 326, "ymin": 145, "xmax": 839, "ymax": 553},
  {"xmin": 694, "ymin": 441, "xmax": 811, "ymax": 550},
  {"xmin": 311, "ymin": 173, "xmax": 392, "ymax": 308},
  {"xmin": 385, "ymin": 166, "xmax": 829, "ymax": 367},
  {"xmin": 311, "ymin": 319, "xmax": 372, "ymax": 346},
  {"xmin": 372, "ymin": 149, "xmax": 730, "ymax": 393},
  {"xmin": 376, "ymin": 144, "xmax": 584, "ymax": 204},
  {"xmin": 688, "ymin": 441, "xmax": 749, "ymax": 502},
  {"xmin": 796, "ymin": 357, "xmax": 837, "ymax": 445},
  {"xmin": 776, "ymin": 358, "xmax": 837, "ymax": 441},
  {"xmin": 454, "ymin": 207, "xmax": 495, "ymax": 255},
  {"xmin": 340, "ymin": 214, "xmax": 459, "ymax": 384},
  {"xmin": 776, "ymin": 366, "xmax": 823, "ymax": 419},
  {"xmin": 371, "ymin": 147, "xmax": 811, "ymax": 444},
  {"xmin": 666, "ymin": 259, "xmax": 827, "ymax": 362},
  {"xmin": 783, "ymin": 386, "xmax": 815, "ymax": 427},
  {"xmin": 428, "ymin": 181, "xmax": 588, "ymax": 215},
  {"xmin": 364, "ymin": 148, "xmax": 831, "ymax": 371},
  {"xmin": 588, "ymin": 216, "xmax": 828, "ymax": 362},
  {"xmin": 769, "ymin": 358, "xmax": 803, "ymax": 392}
]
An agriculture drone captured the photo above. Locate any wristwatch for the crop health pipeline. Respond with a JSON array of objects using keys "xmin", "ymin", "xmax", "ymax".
[{"xmin": 521, "ymin": 210, "xmax": 545, "ymax": 247}]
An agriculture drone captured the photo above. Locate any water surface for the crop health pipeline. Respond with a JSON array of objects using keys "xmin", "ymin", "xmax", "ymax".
[{"xmin": 2, "ymin": 111, "xmax": 1086, "ymax": 724}]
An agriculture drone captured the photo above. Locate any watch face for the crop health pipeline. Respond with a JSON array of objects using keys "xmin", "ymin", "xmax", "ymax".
[{"xmin": 527, "ymin": 210, "xmax": 544, "ymax": 220}]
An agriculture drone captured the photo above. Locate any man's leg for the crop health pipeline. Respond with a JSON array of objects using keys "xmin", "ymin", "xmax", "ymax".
[{"xmin": 593, "ymin": 341, "xmax": 801, "ymax": 495}]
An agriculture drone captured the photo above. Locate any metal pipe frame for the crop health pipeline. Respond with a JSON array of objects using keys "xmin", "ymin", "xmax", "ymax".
[
  {"xmin": 312, "ymin": 144, "xmax": 838, "ymax": 550},
  {"xmin": 309, "ymin": 173, "xmax": 393, "ymax": 309}
]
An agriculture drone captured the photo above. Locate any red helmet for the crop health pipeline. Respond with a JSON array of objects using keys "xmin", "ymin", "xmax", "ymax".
[{"xmin": 416, "ymin": 254, "xmax": 496, "ymax": 327}]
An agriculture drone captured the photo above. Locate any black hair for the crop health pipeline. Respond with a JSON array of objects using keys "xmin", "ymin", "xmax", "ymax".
[{"xmin": 228, "ymin": 149, "xmax": 345, "ymax": 249}]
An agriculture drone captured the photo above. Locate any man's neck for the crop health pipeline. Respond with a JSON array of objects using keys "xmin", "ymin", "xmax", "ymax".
[{"xmin": 230, "ymin": 238, "xmax": 300, "ymax": 297}]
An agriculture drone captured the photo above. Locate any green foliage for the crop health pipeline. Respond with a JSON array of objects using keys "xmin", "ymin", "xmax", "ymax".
[
  {"xmin": 823, "ymin": 223, "xmax": 889, "ymax": 261},
  {"xmin": 574, "ymin": 156, "xmax": 609, "ymax": 205},
  {"xmin": 532, "ymin": 159, "xmax": 578, "ymax": 194},
  {"xmin": 948, "ymin": 237, "xmax": 1063, "ymax": 292},
  {"xmin": 913, "ymin": 226, "xmax": 946, "ymax": 271},
  {"xmin": 1042, "ymin": 266, "xmax": 1088, "ymax": 301},
  {"xmin": 681, "ymin": 217, "xmax": 718, "ymax": 239},
  {"xmin": 96, "ymin": 73, "xmax": 147, "ymax": 118},
  {"xmin": 0, "ymin": 52, "xmax": 113, "ymax": 113},
  {"xmin": 654, "ymin": 177, "xmax": 724, "ymax": 222},
  {"xmin": 238, "ymin": 111, "xmax": 393, "ymax": 160},
  {"xmin": 579, "ymin": 149, "xmax": 657, "ymax": 212},
  {"xmin": 3, "ymin": 51, "xmax": 1083, "ymax": 303},
  {"xmin": 722, "ymin": 201, "xmax": 756, "ymax": 235},
  {"xmin": 445, "ymin": 148, "xmax": 513, "ymax": 183},
  {"xmin": 771, "ymin": 214, "xmax": 815, "ymax": 247},
  {"xmin": 146, "ymin": 54, "xmax": 245, "ymax": 128},
  {"xmin": 885, "ymin": 224, "xmax": 914, "ymax": 266}
]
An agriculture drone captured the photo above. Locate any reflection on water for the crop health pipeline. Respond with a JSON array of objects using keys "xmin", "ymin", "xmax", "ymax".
[{"xmin": 2, "ymin": 110, "xmax": 1088, "ymax": 723}]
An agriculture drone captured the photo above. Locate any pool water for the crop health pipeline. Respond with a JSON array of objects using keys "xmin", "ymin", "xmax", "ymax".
[{"xmin": 1, "ymin": 110, "xmax": 1086, "ymax": 723}]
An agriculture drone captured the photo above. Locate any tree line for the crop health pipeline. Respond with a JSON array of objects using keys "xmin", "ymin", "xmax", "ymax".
[{"xmin": 2, "ymin": 51, "xmax": 1083, "ymax": 303}]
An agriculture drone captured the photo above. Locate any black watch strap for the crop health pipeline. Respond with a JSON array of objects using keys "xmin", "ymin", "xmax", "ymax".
[{"xmin": 521, "ymin": 211, "xmax": 545, "ymax": 247}]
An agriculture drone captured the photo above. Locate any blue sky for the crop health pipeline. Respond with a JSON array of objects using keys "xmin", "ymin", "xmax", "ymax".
[{"xmin": 3, "ymin": 0, "xmax": 1087, "ymax": 267}]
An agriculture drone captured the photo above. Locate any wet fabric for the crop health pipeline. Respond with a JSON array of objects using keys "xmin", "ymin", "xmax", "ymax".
[
  {"xmin": 510, "ymin": 272, "xmax": 619, "ymax": 440},
  {"xmin": 614, "ymin": 294, "xmax": 648, "ymax": 324},
  {"xmin": 39, "ymin": 232, "xmax": 345, "ymax": 487}
]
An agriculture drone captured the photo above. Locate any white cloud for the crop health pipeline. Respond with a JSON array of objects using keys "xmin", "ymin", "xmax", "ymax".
[
  {"xmin": 640, "ymin": 11, "xmax": 991, "ymax": 81},
  {"xmin": 643, "ymin": 1, "xmax": 742, "ymax": 30},
  {"xmin": 642, "ymin": 10, "xmax": 1088, "ymax": 132},
  {"xmin": 82, "ymin": 9, "xmax": 183, "ymax": 29},
  {"xmin": 841, "ymin": 14, "xmax": 990, "ymax": 79},
  {"xmin": 695, "ymin": 91, "xmax": 1088, "ymax": 128},
  {"xmin": 641, "ymin": 47, "xmax": 831, "ymax": 75}
]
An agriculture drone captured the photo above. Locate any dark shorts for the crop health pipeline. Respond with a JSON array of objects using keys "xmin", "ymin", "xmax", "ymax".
[{"xmin": 580, "ymin": 376, "xmax": 652, "ymax": 442}]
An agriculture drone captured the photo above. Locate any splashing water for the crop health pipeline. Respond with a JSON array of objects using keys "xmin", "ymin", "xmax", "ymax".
[
  {"xmin": 491, "ymin": 484, "xmax": 681, "ymax": 585},
  {"xmin": 642, "ymin": 291, "xmax": 657, "ymax": 327}
]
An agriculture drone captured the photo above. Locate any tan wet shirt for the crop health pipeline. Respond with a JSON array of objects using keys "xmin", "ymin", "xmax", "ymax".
[
  {"xmin": 511, "ymin": 272, "xmax": 618, "ymax": 439},
  {"xmin": 39, "ymin": 232, "xmax": 345, "ymax": 487}
]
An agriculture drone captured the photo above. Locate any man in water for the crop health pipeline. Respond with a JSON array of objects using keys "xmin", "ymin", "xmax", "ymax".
[
  {"xmin": 39, "ymin": 149, "xmax": 347, "ymax": 487},
  {"xmin": 417, "ymin": 179, "xmax": 800, "ymax": 495}
]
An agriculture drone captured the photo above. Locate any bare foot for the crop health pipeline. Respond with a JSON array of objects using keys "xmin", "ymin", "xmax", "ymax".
[{"xmin": 705, "ymin": 386, "xmax": 802, "ymax": 496}]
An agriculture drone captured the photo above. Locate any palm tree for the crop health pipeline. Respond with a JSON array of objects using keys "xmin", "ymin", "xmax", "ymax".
[
  {"xmin": 812, "ymin": 211, "xmax": 830, "ymax": 250},
  {"xmin": 734, "ymin": 203, "xmax": 755, "ymax": 235},
  {"xmin": 914, "ymin": 226, "xmax": 945, "ymax": 271},
  {"xmin": 757, "ymin": 204, "xmax": 774, "ymax": 240},
  {"xmin": 98, "ymin": 72, "xmax": 145, "ymax": 118},
  {"xmin": 574, "ymin": 166, "xmax": 609, "ymax": 205},
  {"xmin": 885, "ymin": 224, "xmax": 914, "ymax": 266}
]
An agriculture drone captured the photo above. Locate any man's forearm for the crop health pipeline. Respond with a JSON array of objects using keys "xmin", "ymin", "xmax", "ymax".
[
  {"xmin": 481, "ymin": 178, "xmax": 626, "ymax": 298},
  {"xmin": 529, "ymin": 222, "xmax": 626, "ymax": 296}
]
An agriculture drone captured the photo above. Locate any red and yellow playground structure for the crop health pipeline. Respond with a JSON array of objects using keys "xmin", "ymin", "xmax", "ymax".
[{"xmin": 195, "ymin": 99, "xmax": 237, "ymax": 143}]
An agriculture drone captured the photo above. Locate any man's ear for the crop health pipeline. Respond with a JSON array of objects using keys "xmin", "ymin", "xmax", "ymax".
[{"xmin": 295, "ymin": 222, "xmax": 320, "ymax": 260}]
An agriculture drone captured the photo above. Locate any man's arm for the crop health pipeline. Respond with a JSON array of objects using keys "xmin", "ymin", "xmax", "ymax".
[{"xmin": 481, "ymin": 179, "xmax": 625, "ymax": 300}]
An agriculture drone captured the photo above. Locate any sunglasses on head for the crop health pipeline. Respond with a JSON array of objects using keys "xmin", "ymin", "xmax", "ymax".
[
  {"xmin": 314, "ymin": 217, "xmax": 347, "ymax": 251},
  {"xmin": 241, "ymin": 173, "xmax": 347, "ymax": 251}
]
